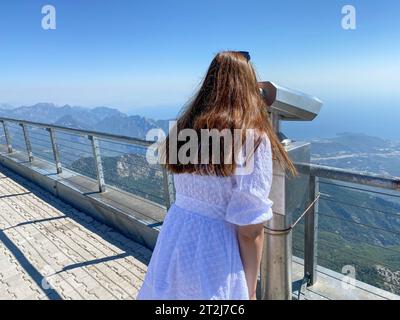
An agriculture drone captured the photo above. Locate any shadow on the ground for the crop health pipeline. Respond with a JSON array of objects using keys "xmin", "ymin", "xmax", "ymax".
[
  {"xmin": 0, "ymin": 229, "xmax": 63, "ymax": 299},
  {"xmin": 0, "ymin": 164, "xmax": 152, "ymax": 299}
]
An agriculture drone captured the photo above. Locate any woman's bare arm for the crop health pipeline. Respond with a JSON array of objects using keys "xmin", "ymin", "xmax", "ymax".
[{"xmin": 237, "ymin": 223, "xmax": 265, "ymax": 300}]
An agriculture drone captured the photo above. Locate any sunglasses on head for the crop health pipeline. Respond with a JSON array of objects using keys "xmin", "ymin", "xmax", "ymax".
[{"xmin": 238, "ymin": 51, "xmax": 251, "ymax": 62}]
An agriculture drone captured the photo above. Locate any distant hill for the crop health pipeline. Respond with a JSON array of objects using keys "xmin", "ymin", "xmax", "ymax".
[
  {"xmin": 0, "ymin": 103, "xmax": 14, "ymax": 110},
  {"xmin": 311, "ymin": 133, "xmax": 395, "ymax": 154},
  {"xmin": 310, "ymin": 133, "xmax": 400, "ymax": 177},
  {"xmin": 0, "ymin": 103, "xmax": 124, "ymax": 127},
  {"xmin": 55, "ymin": 114, "xmax": 95, "ymax": 130},
  {"xmin": 95, "ymin": 114, "xmax": 169, "ymax": 138},
  {"xmin": 0, "ymin": 103, "xmax": 170, "ymax": 139}
]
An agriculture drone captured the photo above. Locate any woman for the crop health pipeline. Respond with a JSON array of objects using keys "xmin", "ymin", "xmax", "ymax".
[{"xmin": 137, "ymin": 51, "xmax": 295, "ymax": 300}]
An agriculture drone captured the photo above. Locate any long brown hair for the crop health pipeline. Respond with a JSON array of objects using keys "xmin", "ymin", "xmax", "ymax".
[{"xmin": 162, "ymin": 51, "xmax": 296, "ymax": 176}]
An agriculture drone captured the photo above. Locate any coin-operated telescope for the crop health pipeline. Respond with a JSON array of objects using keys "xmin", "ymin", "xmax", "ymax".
[{"xmin": 258, "ymin": 81, "xmax": 323, "ymax": 300}]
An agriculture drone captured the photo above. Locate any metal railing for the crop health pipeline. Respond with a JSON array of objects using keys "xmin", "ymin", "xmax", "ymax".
[
  {"xmin": 296, "ymin": 163, "xmax": 400, "ymax": 296},
  {"xmin": 0, "ymin": 117, "xmax": 173, "ymax": 208}
]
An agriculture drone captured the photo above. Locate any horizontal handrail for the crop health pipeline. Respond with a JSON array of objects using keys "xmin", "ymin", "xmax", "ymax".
[
  {"xmin": 0, "ymin": 117, "xmax": 152, "ymax": 147},
  {"xmin": 296, "ymin": 162, "xmax": 400, "ymax": 191}
]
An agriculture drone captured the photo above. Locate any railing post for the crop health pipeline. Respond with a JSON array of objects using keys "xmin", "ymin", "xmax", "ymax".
[
  {"xmin": 1, "ymin": 120, "xmax": 13, "ymax": 153},
  {"xmin": 19, "ymin": 123, "xmax": 34, "ymax": 162},
  {"xmin": 261, "ymin": 162, "xmax": 292, "ymax": 300},
  {"xmin": 88, "ymin": 135, "xmax": 106, "ymax": 193},
  {"xmin": 304, "ymin": 175, "xmax": 319, "ymax": 285},
  {"xmin": 162, "ymin": 167, "xmax": 172, "ymax": 209},
  {"xmin": 46, "ymin": 128, "xmax": 62, "ymax": 174}
]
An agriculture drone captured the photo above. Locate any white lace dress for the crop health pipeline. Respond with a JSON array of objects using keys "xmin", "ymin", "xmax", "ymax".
[{"xmin": 136, "ymin": 136, "xmax": 274, "ymax": 300}]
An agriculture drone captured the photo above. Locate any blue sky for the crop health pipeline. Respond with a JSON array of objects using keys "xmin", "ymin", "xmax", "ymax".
[{"xmin": 0, "ymin": 0, "xmax": 399, "ymax": 138}]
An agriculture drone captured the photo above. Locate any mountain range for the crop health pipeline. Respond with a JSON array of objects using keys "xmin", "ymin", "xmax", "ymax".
[{"xmin": 0, "ymin": 103, "xmax": 170, "ymax": 138}]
